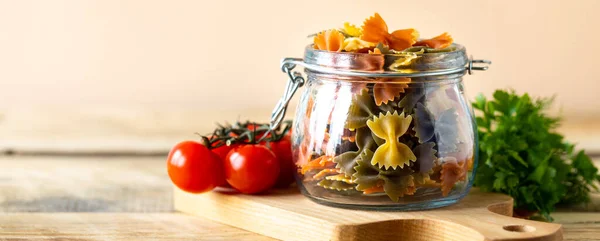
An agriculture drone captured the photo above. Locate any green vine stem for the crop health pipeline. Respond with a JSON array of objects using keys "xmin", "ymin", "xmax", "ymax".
[{"xmin": 198, "ymin": 120, "xmax": 293, "ymax": 149}]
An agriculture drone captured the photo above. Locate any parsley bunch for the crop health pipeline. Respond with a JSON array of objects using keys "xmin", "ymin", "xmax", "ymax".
[{"xmin": 473, "ymin": 90, "xmax": 600, "ymax": 221}]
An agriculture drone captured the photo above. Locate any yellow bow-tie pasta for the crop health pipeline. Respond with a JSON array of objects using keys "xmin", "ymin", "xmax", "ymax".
[{"xmin": 366, "ymin": 111, "xmax": 417, "ymax": 169}]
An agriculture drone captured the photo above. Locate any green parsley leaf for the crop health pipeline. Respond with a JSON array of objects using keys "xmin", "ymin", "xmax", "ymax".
[{"xmin": 473, "ymin": 89, "xmax": 600, "ymax": 221}]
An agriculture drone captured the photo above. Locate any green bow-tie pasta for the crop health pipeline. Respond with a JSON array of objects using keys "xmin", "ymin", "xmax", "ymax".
[
  {"xmin": 412, "ymin": 172, "xmax": 432, "ymax": 185},
  {"xmin": 346, "ymin": 88, "xmax": 377, "ymax": 130},
  {"xmin": 381, "ymin": 175, "xmax": 416, "ymax": 202},
  {"xmin": 377, "ymin": 100, "xmax": 398, "ymax": 114},
  {"xmin": 333, "ymin": 127, "xmax": 377, "ymax": 177},
  {"xmin": 371, "ymin": 131, "xmax": 385, "ymax": 146},
  {"xmin": 353, "ymin": 149, "xmax": 382, "ymax": 192},
  {"xmin": 397, "ymin": 88, "xmax": 425, "ymax": 115},
  {"xmin": 353, "ymin": 148, "xmax": 434, "ymax": 201}
]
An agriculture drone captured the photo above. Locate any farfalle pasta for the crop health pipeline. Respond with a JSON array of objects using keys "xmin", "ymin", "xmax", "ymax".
[
  {"xmin": 314, "ymin": 29, "xmax": 345, "ymax": 52},
  {"xmin": 333, "ymin": 127, "xmax": 377, "ymax": 177},
  {"xmin": 413, "ymin": 103, "xmax": 435, "ymax": 143},
  {"xmin": 351, "ymin": 148, "xmax": 437, "ymax": 201},
  {"xmin": 325, "ymin": 174, "xmax": 354, "ymax": 184},
  {"xmin": 312, "ymin": 13, "xmax": 454, "ymax": 54},
  {"xmin": 296, "ymin": 82, "xmax": 475, "ymax": 202},
  {"xmin": 300, "ymin": 156, "xmax": 335, "ymax": 175},
  {"xmin": 361, "ymin": 13, "xmax": 418, "ymax": 51},
  {"xmin": 346, "ymin": 88, "xmax": 377, "ymax": 130},
  {"xmin": 434, "ymin": 108, "xmax": 460, "ymax": 154},
  {"xmin": 414, "ymin": 32, "xmax": 454, "ymax": 49},
  {"xmin": 367, "ymin": 111, "xmax": 416, "ymax": 170},
  {"xmin": 341, "ymin": 22, "xmax": 362, "ymax": 37},
  {"xmin": 318, "ymin": 179, "xmax": 355, "ymax": 191},
  {"xmin": 313, "ymin": 168, "xmax": 341, "ymax": 180},
  {"xmin": 299, "ymin": 82, "xmax": 473, "ymax": 202},
  {"xmin": 413, "ymin": 142, "xmax": 437, "ymax": 173},
  {"xmin": 373, "ymin": 78, "xmax": 410, "ymax": 106},
  {"xmin": 343, "ymin": 38, "xmax": 377, "ymax": 52},
  {"xmin": 440, "ymin": 156, "xmax": 467, "ymax": 196},
  {"xmin": 290, "ymin": 13, "xmax": 482, "ymax": 206}
]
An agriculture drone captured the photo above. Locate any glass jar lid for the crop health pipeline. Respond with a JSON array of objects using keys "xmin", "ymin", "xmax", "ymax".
[
  {"xmin": 266, "ymin": 44, "xmax": 490, "ymax": 133},
  {"xmin": 283, "ymin": 43, "xmax": 490, "ymax": 78}
]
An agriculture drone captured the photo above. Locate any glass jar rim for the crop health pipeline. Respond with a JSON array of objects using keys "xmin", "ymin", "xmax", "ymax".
[
  {"xmin": 298, "ymin": 43, "xmax": 472, "ymax": 78},
  {"xmin": 267, "ymin": 45, "xmax": 489, "ymax": 132}
]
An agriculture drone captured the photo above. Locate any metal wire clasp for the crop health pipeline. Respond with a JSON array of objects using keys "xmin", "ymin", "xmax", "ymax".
[
  {"xmin": 267, "ymin": 58, "xmax": 306, "ymax": 132},
  {"xmin": 467, "ymin": 59, "xmax": 492, "ymax": 75}
]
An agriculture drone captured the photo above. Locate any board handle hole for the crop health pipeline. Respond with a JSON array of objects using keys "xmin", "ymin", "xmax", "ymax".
[{"xmin": 503, "ymin": 225, "xmax": 536, "ymax": 232}]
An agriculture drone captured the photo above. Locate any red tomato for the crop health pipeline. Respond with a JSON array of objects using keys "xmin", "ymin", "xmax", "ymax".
[
  {"xmin": 224, "ymin": 145, "xmax": 280, "ymax": 194},
  {"xmin": 211, "ymin": 143, "xmax": 239, "ymax": 188},
  {"xmin": 267, "ymin": 136, "xmax": 296, "ymax": 188},
  {"xmin": 167, "ymin": 141, "xmax": 224, "ymax": 193},
  {"xmin": 211, "ymin": 144, "xmax": 236, "ymax": 160}
]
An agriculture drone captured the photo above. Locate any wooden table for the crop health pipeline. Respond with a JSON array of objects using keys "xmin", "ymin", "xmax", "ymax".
[
  {"xmin": 0, "ymin": 156, "xmax": 275, "ymax": 240},
  {"xmin": 0, "ymin": 110, "xmax": 599, "ymax": 240},
  {"xmin": 0, "ymin": 156, "xmax": 598, "ymax": 240}
]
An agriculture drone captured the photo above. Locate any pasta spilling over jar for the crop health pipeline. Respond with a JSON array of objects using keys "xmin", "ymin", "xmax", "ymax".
[{"xmin": 269, "ymin": 13, "xmax": 490, "ymax": 210}]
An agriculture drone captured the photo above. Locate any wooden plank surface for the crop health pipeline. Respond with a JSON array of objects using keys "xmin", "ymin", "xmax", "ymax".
[
  {"xmin": 2, "ymin": 157, "xmax": 597, "ymax": 212},
  {"xmin": 1, "ymin": 156, "xmax": 598, "ymax": 213},
  {"xmin": 552, "ymin": 213, "xmax": 600, "ymax": 241},
  {"xmin": 0, "ymin": 109, "xmax": 598, "ymax": 154},
  {"xmin": 0, "ymin": 213, "xmax": 275, "ymax": 241},
  {"xmin": 0, "ymin": 109, "xmax": 270, "ymax": 154},
  {"xmin": 0, "ymin": 213, "xmax": 594, "ymax": 241},
  {"xmin": 0, "ymin": 156, "xmax": 172, "ymax": 212},
  {"xmin": 175, "ymin": 187, "xmax": 565, "ymax": 241},
  {"xmin": 0, "ymin": 156, "xmax": 598, "ymax": 240}
]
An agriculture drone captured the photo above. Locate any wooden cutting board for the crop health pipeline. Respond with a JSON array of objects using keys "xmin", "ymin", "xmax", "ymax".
[{"xmin": 174, "ymin": 187, "xmax": 562, "ymax": 241}]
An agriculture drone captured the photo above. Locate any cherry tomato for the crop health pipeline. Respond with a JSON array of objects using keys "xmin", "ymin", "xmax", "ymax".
[
  {"xmin": 211, "ymin": 144, "xmax": 236, "ymax": 160},
  {"xmin": 266, "ymin": 135, "xmax": 296, "ymax": 188},
  {"xmin": 224, "ymin": 144, "xmax": 280, "ymax": 194},
  {"xmin": 167, "ymin": 141, "xmax": 224, "ymax": 193},
  {"xmin": 211, "ymin": 143, "xmax": 239, "ymax": 188}
]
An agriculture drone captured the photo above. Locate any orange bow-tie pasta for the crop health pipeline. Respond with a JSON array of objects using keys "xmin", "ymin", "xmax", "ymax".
[
  {"xmin": 312, "ymin": 13, "xmax": 454, "ymax": 53},
  {"xmin": 314, "ymin": 29, "xmax": 345, "ymax": 52},
  {"xmin": 414, "ymin": 32, "xmax": 454, "ymax": 49},
  {"xmin": 361, "ymin": 13, "xmax": 418, "ymax": 51}
]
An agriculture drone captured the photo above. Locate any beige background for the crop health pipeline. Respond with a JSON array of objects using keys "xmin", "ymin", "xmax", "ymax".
[{"xmin": 0, "ymin": 0, "xmax": 599, "ymax": 119}]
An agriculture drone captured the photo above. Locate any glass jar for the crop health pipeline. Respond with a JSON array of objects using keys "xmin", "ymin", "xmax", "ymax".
[{"xmin": 269, "ymin": 44, "xmax": 490, "ymax": 210}]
